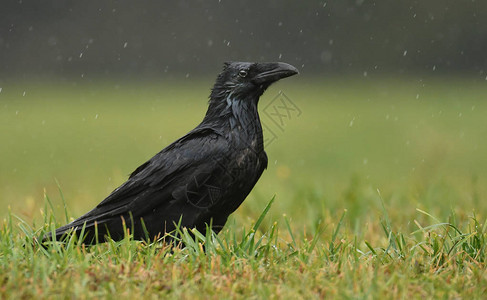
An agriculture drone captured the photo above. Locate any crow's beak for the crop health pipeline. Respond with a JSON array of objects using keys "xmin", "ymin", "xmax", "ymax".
[{"xmin": 252, "ymin": 62, "xmax": 299, "ymax": 85}]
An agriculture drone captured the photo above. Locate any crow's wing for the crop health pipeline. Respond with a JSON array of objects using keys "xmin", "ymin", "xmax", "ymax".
[{"xmin": 49, "ymin": 127, "xmax": 230, "ymax": 239}]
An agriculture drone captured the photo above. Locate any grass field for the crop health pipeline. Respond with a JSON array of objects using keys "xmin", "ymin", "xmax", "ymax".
[{"xmin": 1, "ymin": 76, "xmax": 487, "ymax": 298}]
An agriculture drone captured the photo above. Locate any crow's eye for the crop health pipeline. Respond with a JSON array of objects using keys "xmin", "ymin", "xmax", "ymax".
[{"xmin": 238, "ymin": 70, "xmax": 248, "ymax": 78}]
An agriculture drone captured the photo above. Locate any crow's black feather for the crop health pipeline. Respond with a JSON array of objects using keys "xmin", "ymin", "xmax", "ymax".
[{"xmin": 43, "ymin": 62, "xmax": 298, "ymax": 244}]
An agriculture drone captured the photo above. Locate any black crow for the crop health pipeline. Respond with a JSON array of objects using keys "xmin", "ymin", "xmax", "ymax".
[{"xmin": 43, "ymin": 62, "xmax": 298, "ymax": 244}]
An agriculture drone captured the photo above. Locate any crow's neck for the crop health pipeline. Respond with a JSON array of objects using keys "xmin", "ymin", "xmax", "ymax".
[{"xmin": 202, "ymin": 93, "xmax": 264, "ymax": 147}]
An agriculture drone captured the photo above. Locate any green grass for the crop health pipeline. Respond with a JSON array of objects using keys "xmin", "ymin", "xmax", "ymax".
[{"xmin": 1, "ymin": 76, "xmax": 487, "ymax": 298}]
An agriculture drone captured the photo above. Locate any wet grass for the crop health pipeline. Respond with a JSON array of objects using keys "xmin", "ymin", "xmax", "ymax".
[{"xmin": 1, "ymin": 76, "xmax": 486, "ymax": 298}]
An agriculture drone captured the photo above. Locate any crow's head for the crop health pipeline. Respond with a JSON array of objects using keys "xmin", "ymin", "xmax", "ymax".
[{"xmin": 210, "ymin": 62, "xmax": 299, "ymax": 100}]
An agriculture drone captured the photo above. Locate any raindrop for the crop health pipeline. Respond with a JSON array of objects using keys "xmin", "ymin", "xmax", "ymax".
[
  {"xmin": 15, "ymin": 110, "xmax": 19, "ymax": 115},
  {"xmin": 432, "ymin": 65, "xmax": 436, "ymax": 71},
  {"xmin": 416, "ymin": 94, "xmax": 419, "ymax": 99},
  {"xmin": 349, "ymin": 117, "xmax": 355, "ymax": 127},
  {"xmin": 185, "ymin": 73, "xmax": 190, "ymax": 78},
  {"xmin": 278, "ymin": 53, "xmax": 282, "ymax": 59},
  {"xmin": 363, "ymin": 71, "xmax": 368, "ymax": 77},
  {"xmin": 277, "ymin": 21, "xmax": 283, "ymax": 27},
  {"xmin": 123, "ymin": 42, "xmax": 128, "ymax": 48},
  {"xmin": 403, "ymin": 50, "xmax": 408, "ymax": 56},
  {"xmin": 79, "ymin": 52, "xmax": 83, "ymax": 58},
  {"xmin": 95, "ymin": 114, "xmax": 99, "ymax": 119},
  {"xmin": 22, "ymin": 91, "xmax": 26, "ymax": 96},
  {"xmin": 0, "ymin": 88, "xmax": 2, "ymax": 93}
]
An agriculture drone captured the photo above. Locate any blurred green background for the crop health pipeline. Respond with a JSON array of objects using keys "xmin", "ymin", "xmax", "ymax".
[
  {"xmin": 1, "ymin": 77, "xmax": 486, "ymax": 232},
  {"xmin": 1, "ymin": 1, "xmax": 486, "ymax": 231}
]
